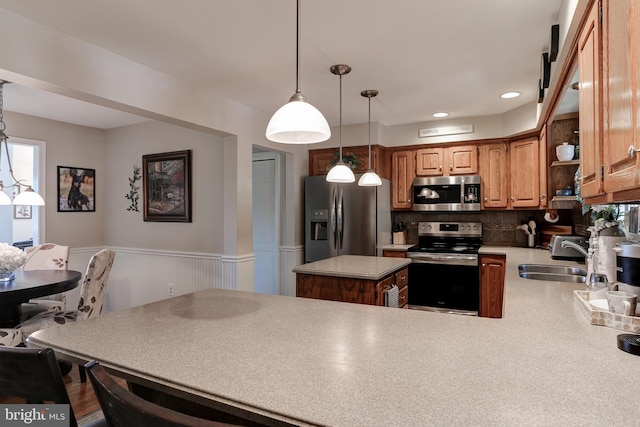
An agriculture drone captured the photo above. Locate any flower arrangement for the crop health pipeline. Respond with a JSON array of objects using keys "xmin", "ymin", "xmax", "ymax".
[{"xmin": 0, "ymin": 242, "xmax": 27, "ymax": 273}]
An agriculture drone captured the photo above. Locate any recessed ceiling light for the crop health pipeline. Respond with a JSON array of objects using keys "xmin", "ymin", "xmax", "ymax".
[
  {"xmin": 500, "ymin": 92, "xmax": 521, "ymax": 99},
  {"xmin": 432, "ymin": 112, "xmax": 449, "ymax": 118}
]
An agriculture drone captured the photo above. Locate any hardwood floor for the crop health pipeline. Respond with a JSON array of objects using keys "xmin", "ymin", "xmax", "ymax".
[{"xmin": 0, "ymin": 361, "xmax": 124, "ymax": 421}]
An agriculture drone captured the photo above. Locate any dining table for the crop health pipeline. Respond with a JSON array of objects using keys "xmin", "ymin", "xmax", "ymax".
[{"xmin": 0, "ymin": 270, "xmax": 82, "ymax": 327}]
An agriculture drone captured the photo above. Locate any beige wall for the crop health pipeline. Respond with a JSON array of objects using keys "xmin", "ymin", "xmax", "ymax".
[
  {"xmin": 4, "ymin": 110, "xmax": 107, "ymax": 248},
  {"xmin": 105, "ymin": 121, "xmax": 225, "ymax": 252}
]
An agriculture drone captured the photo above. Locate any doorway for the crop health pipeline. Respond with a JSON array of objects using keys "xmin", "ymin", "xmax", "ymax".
[
  {"xmin": 252, "ymin": 151, "xmax": 280, "ymax": 294},
  {"xmin": 0, "ymin": 138, "xmax": 44, "ymax": 246}
]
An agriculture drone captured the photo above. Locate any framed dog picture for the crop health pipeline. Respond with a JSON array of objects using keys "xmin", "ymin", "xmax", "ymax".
[
  {"xmin": 142, "ymin": 150, "xmax": 192, "ymax": 222},
  {"xmin": 57, "ymin": 166, "xmax": 96, "ymax": 212}
]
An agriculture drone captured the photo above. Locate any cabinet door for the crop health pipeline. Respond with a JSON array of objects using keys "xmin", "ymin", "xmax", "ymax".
[
  {"xmin": 579, "ymin": 0, "xmax": 604, "ymax": 198},
  {"xmin": 479, "ymin": 143, "xmax": 509, "ymax": 208},
  {"xmin": 391, "ymin": 151, "xmax": 415, "ymax": 209},
  {"xmin": 479, "ymin": 254, "xmax": 505, "ymax": 318},
  {"xmin": 448, "ymin": 145, "xmax": 478, "ymax": 175},
  {"xmin": 510, "ymin": 138, "xmax": 540, "ymax": 208},
  {"xmin": 415, "ymin": 148, "xmax": 444, "ymax": 176},
  {"xmin": 539, "ymin": 125, "xmax": 548, "ymax": 208},
  {"xmin": 603, "ymin": 0, "xmax": 640, "ymax": 193},
  {"xmin": 375, "ymin": 275, "xmax": 395, "ymax": 307}
]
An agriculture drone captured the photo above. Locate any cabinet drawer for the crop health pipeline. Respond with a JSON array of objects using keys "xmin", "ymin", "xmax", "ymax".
[
  {"xmin": 398, "ymin": 285, "xmax": 409, "ymax": 308},
  {"xmin": 395, "ymin": 267, "xmax": 409, "ymax": 288}
]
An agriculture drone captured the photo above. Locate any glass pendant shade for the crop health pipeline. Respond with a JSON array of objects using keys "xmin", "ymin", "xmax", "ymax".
[
  {"xmin": 266, "ymin": 0, "xmax": 330, "ymax": 144},
  {"xmin": 358, "ymin": 170, "xmax": 382, "ymax": 186},
  {"xmin": 13, "ymin": 187, "xmax": 44, "ymax": 206},
  {"xmin": 0, "ymin": 189, "xmax": 10, "ymax": 205},
  {"xmin": 266, "ymin": 98, "xmax": 331, "ymax": 144},
  {"xmin": 326, "ymin": 161, "xmax": 355, "ymax": 183}
]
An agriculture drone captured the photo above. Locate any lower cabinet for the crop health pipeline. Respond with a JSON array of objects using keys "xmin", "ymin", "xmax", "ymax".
[
  {"xmin": 296, "ymin": 266, "xmax": 409, "ymax": 308},
  {"xmin": 479, "ymin": 254, "xmax": 506, "ymax": 318}
]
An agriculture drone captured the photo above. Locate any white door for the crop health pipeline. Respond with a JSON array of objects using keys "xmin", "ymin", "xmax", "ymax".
[{"xmin": 252, "ymin": 152, "xmax": 279, "ymax": 294}]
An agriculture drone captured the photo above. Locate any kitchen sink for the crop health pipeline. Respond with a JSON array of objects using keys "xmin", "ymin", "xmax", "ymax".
[{"xmin": 517, "ymin": 264, "xmax": 587, "ymax": 283}]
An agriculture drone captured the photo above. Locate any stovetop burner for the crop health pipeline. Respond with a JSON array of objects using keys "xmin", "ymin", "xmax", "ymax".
[{"xmin": 409, "ymin": 221, "xmax": 482, "ymax": 254}]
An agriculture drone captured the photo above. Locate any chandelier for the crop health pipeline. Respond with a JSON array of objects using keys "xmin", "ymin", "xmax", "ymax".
[{"xmin": 0, "ymin": 80, "xmax": 45, "ymax": 206}]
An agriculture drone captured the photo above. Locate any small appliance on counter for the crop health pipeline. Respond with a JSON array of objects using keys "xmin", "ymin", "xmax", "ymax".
[{"xmin": 548, "ymin": 235, "xmax": 588, "ymax": 260}]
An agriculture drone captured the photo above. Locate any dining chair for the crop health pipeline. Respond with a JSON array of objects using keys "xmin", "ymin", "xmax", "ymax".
[
  {"xmin": 0, "ymin": 347, "xmax": 106, "ymax": 427},
  {"xmin": 85, "ymin": 361, "xmax": 238, "ymax": 427},
  {"xmin": 0, "ymin": 328, "xmax": 22, "ymax": 346},
  {"xmin": 20, "ymin": 243, "xmax": 71, "ymax": 319},
  {"xmin": 18, "ymin": 248, "xmax": 116, "ymax": 381}
]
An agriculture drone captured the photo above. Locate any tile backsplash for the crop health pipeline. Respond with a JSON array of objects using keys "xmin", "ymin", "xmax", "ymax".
[{"xmin": 392, "ymin": 209, "xmax": 588, "ymax": 247}]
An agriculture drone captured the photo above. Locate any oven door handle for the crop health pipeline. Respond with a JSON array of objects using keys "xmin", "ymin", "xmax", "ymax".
[{"xmin": 409, "ymin": 255, "xmax": 478, "ymax": 266}]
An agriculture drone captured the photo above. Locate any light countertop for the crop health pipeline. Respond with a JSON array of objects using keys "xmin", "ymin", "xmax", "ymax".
[
  {"xmin": 28, "ymin": 247, "xmax": 640, "ymax": 426},
  {"xmin": 292, "ymin": 255, "xmax": 411, "ymax": 280}
]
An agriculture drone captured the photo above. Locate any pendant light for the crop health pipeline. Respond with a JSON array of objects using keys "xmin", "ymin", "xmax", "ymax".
[
  {"xmin": 265, "ymin": 0, "xmax": 330, "ymax": 144},
  {"xmin": 0, "ymin": 81, "xmax": 45, "ymax": 206},
  {"xmin": 358, "ymin": 90, "xmax": 382, "ymax": 186},
  {"xmin": 326, "ymin": 64, "xmax": 355, "ymax": 183}
]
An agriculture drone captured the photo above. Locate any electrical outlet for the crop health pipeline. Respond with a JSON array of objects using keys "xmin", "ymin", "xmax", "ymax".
[{"xmin": 168, "ymin": 283, "xmax": 174, "ymax": 296}]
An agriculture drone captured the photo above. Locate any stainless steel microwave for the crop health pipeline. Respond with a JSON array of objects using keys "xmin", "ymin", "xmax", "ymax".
[{"xmin": 412, "ymin": 175, "xmax": 481, "ymax": 211}]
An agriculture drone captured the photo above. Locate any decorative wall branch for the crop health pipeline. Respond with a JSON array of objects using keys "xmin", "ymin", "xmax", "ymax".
[{"xmin": 125, "ymin": 165, "xmax": 141, "ymax": 212}]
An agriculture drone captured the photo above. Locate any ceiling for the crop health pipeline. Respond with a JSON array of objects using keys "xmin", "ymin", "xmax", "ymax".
[{"xmin": 0, "ymin": 0, "xmax": 565, "ymax": 131}]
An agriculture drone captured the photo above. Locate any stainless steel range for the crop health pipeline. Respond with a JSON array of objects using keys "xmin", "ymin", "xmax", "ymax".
[{"xmin": 407, "ymin": 221, "xmax": 482, "ymax": 315}]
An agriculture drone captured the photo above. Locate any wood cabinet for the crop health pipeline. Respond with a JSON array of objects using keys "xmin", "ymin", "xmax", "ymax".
[
  {"xmin": 391, "ymin": 150, "xmax": 415, "ymax": 210},
  {"xmin": 539, "ymin": 125, "xmax": 548, "ymax": 208},
  {"xmin": 382, "ymin": 250, "xmax": 407, "ymax": 258},
  {"xmin": 309, "ymin": 145, "xmax": 386, "ymax": 178},
  {"xmin": 479, "ymin": 254, "xmax": 505, "ymax": 318},
  {"xmin": 395, "ymin": 267, "xmax": 409, "ymax": 309},
  {"xmin": 578, "ymin": 0, "xmax": 604, "ymax": 199},
  {"xmin": 510, "ymin": 138, "xmax": 540, "ymax": 208},
  {"xmin": 479, "ymin": 138, "xmax": 543, "ymax": 209},
  {"xmin": 415, "ymin": 145, "xmax": 478, "ymax": 176},
  {"xmin": 602, "ymin": 0, "xmax": 640, "ymax": 196},
  {"xmin": 296, "ymin": 266, "xmax": 409, "ymax": 308},
  {"xmin": 479, "ymin": 143, "xmax": 509, "ymax": 208},
  {"xmin": 548, "ymin": 115, "xmax": 581, "ymax": 209}
]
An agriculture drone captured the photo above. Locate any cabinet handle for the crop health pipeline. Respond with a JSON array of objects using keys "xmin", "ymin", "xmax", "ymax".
[
  {"xmin": 449, "ymin": 164, "xmax": 453, "ymax": 171},
  {"xmin": 628, "ymin": 145, "xmax": 640, "ymax": 158},
  {"xmin": 510, "ymin": 197, "xmax": 514, "ymax": 201},
  {"xmin": 482, "ymin": 263, "xmax": 487, "ymax": 268},
  {"xmin": 540, "ymin": 194, "xmax": 546, "ymax": 200},
  {"xmin": 439, "ymin": 165, "xmax": 442, "ymax": 171},
  {"xmin": 483, "ymin": 197, "xmax": 488, "ymax": 202}
]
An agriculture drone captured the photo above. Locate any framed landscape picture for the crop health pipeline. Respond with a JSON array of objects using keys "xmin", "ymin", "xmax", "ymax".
[
  {"xmin": 57, "ymin": 167, "xmax": 95, "ymax": 212},
  {"xmin": 142, "ymin": 150, "xmax": 192, "ymax": 222}
]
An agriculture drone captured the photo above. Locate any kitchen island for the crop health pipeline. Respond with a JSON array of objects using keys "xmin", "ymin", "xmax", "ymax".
[
  {"xmin": 292, "ymin": 255, "xmax": 411, "ymax": 307},
  {"xmin": 27, "ymin": 247, "xmax": 639, "ymax": 426}
]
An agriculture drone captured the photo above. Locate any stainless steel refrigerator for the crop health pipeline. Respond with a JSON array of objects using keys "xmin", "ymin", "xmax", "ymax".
[{"xmin": 305, "ymin": 175, "xmax": 391, "ymax": 263}]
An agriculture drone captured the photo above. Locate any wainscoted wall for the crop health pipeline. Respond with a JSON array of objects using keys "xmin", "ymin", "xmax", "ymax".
[
  {"xmin": 66, "ymin": 247, "xmax": 254, "ymax": 313},
  {"xmin": 280, "ymin": 245, "xmax": 304, "ymax": 297}
]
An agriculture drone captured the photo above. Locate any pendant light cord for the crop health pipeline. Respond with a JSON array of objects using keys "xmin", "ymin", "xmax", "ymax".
[
  {"xmin": 367, "ymin": 96, "xmax": 371, "ymax": 162},
  {"xmin": 339, "ymin": 73, "xmax": 343, "ymax": 161},
  {"xmin": 295, "ymin": 0, "xmax": 301, "ymax": 95}
]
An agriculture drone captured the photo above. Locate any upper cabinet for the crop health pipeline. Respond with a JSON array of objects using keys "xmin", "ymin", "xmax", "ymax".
[
  {"xmin": 415, "ymin": 145, "xmax": 478, "ymax": 176},
  {"xmin": 602, "ymin": 0, "xmax": 640, "ymax": 195},
  {"xmin": 309, "ymin": 145, "xmax": 387, "ymax": 178},
  {"xmin": 510, "ymin": 138, "xmax": 541, "ymax": 208},
  {"xmin": 391, "ymin": 150, "xmax": 415, "ymax": 210},
  {"xmin": 578, "ymin": 0, "xmax": 604, "ymax": 199},
  {"xmin": 578, "ymin": 0, "xmax": 640, "ymax": 203},
  {"xmin": 479, "ymin": 143, "xmax": 509, "ymax": 209}
]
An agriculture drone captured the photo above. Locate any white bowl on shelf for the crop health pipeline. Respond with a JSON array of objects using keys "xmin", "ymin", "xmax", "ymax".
[{"xmin": 556, "ymin": 143, "xmax": 575, "ymax": 161}]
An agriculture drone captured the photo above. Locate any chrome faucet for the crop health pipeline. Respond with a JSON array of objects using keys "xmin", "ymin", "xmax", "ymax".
[{"xmin": 560, "ymin": 240, "xmax": 589, "ymax": 257}]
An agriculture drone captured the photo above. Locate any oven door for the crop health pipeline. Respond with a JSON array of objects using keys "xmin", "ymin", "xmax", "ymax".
[{"xmin": 407, "ymin": 253, "xmax": 479, "ymax": 314}]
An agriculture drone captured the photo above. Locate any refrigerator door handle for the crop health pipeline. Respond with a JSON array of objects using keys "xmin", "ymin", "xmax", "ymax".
[
  {"xmin": 337, "ymin": 188, "xmax": 344, "ymax": 250},
  {"xmin": 331, "ymin": 187, "xmax": 338, "ymax": 250}
]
